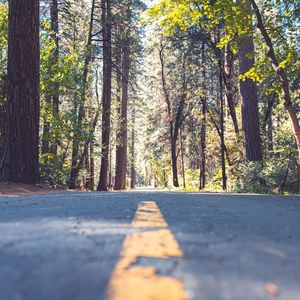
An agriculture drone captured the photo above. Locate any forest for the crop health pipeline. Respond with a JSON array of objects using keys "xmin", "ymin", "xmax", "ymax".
[{"xmin": 0, "ymin": 0, "xmax": 299, "ymax": 194}]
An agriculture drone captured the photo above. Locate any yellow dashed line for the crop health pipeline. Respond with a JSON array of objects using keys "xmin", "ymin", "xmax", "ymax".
[
  {"xmin": 107, "ymin": 201, "xmax": 188, "ymax": 300},
  {"xmin": 132, "ymin": 201, "xmax": 168, "ymax": 228}
]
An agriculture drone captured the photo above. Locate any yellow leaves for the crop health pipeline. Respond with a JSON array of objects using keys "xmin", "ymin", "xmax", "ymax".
[
  {"xmin": 218, "ymin": 35, "xmax": 233, "ymax": 49},
  {"xmin": 239, "ymin": 67, "xmax": 261, "ymax": 82},
  {"xmin": 278, "ymin": 52, "xmax": 293, "ymax": 70},
  {"xmin": 0, "ymin": 3, "xmax": 8, "ymax": 46}
]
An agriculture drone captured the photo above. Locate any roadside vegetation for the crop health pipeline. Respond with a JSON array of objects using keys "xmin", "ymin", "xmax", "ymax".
[{"xmin": 0, "ymin": 0, "xmax": 299, "ymax": 194}]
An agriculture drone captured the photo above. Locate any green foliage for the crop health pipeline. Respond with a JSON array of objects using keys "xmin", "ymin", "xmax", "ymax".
[
  {"xmin": 234, "ymin": 162, "xmax": 269, "ymax": 194},
  {"xmin": 235, "ymin": 156, "xmax": 299, "ymax": 195},
  {"xmin": 40, "ymin": 153, "xmax": 70, "ymax": 186},
  {"xmin": 0, "ymin": 3, "xmax": 8, "ymax": 47},
  {"xmin": 0, "ymin": 3, "xmax": 7, "ymax": 157}
]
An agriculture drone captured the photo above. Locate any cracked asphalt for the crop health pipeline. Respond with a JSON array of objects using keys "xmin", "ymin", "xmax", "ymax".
[{"xmin": 0, "ymin": 191, "xmax": 300, "ymax": 300}]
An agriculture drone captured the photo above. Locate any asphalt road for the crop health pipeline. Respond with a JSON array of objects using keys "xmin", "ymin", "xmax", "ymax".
[{"xmin": 0, "ymin": 191, "xmax": 300, "ymax": 300}]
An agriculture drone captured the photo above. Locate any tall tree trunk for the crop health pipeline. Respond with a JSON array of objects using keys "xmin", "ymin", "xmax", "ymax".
[
  {"xmin": 199, "ymin": 96, "xmax": 206, "ymax": 190},
  {"xmin": 109, "ymin": 143, "xmax": 112, "ymax": 188},
  {"xmin": 114, "ymin": 66, "xmax": 129, "ymax": 190},
  {"xmin": 224, "ymin": 45, "xmax": 239, "ymax": 136},
  {"xmin": 159, "ymin": 41, "xmax": 179, "ymax": 187},
  {"xmin": 159, "ymin": 41, "xmax": 187, "ymax": 188},
  {"xmin": 199, "ymin": 43, "xmax": 207, "ymax": 190},
  {"xmin": 115, "ymin": 18, "xmax": 131, "ymax": 190},
  {"xmin": 0, "ymin": 0, "xmax": 40, "ymax": 183},
  {"xmin": 267, "ymin": 115, "xmax": 274, "ymax": 153},
  {"xmin": 68, "ymin": 0, "xmax": 95, "ymax": 188},
  {"xmin": 180, "ymin": 127, "xmax": 186, "ymax": 189},
  {"xmin": 50, "ymin": 0, "xmax": 59, "ymax": 154},
  {"xmin": 130, "ymin": 101, "xmax": 136, "ymax": 189},
  {"xmin": 90, "ymin": 142, "xmax": 95, "ymax": 191},
  {"xmin": 41, "ymin": 96, "xmax": 51, "ymax": 155},
  {"xmin": 249, "ymin": 0, "xmax": 300, "ymax": 161},
  {"xmin": 42, "ymin": 0, "xmax": 59, "ymax": 156},
  {"xmin": 170, "ymin": 137, "xmax": 179, "ymax": 187},
  {"xmin": 208, "ymin": 109, "xmax": 232, "ymax": 166},
  {"xmin": 219, "ymin": 61, "xmax": 227, "ymax": 190},
  {"xmin": 98, "ymin": 0, "xmax": 112, "ymax": 191},
  {"xmin": 84, "ymin": 147, "xmax": 90, "ymax": 190},
  {"xmin": 239, "ymin": 14, "xmax": 263, "ymax": 161}
]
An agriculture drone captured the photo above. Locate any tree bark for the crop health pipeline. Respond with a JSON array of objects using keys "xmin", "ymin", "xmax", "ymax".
[
  {"xmin": 224, "ymin": 45, "xmax": 239, "ymax": 136},
  {"xmin": 239, "ymin": 10, "xmax": 263, "ymax": 162},
  {"xmin": 199, "ymin": 43, "xmax": 207, "ymax": 190},
  {"xmin": 114, "ymin": 12, "xmax": 131, "ymax": 190},
  {"xmin": 98, "ymin": 0, "xmax": 112, "ymax": 191},
  {"xmin": 50, "ymin": 0, "xmax": 59, "ymax": 154},
  {"xmin": 208, "ymin": 109, "xmax": 232, "ymax": 166},
  {"xmin": 159, "ymin": 41, "xmax": 187, "ymax": 188},
  {"xmin": 0, "ymin": 0, "xmax": 40, "ymax": 183},
  {"xmin": 68, "ymin": 0, "xmax": 95, "ymax": 188},
  {"xmin": 249, "ymin": 0, "xmax": 300, "ymax": 161},
  {"xmin": 180, "ymin": 127, "xmax": 186, "ymax": 189},
  {"xmin": 199, "ymin": 97, "xmax": 206, "ymax": 190},
  {"xmin": 219, "ymin": 61, "xmax": 227, "ymax": 190},
  {"xmin": 130, "ymin": 100, "xmax": 136, "ymax": 189},
  {"xmin": 90, "ymin": 142, "xmax": 95, "ymax": 191}
]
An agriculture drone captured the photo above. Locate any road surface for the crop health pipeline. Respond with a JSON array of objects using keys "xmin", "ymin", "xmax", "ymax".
[{"xmin": 0, "ymin": 191, "xmax": 299, "ymax": 300}]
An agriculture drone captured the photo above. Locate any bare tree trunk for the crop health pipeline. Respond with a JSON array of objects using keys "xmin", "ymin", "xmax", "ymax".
[
  {"xmin": 50, "ymin": 0, "xmax": 59, "ymax": 154},
  {"xmin": 159, "ymin": 41, "xmax": 179, "ymax": 187},
  {"xmin": 199, "ymin": 43, "xmax": 207, "ymax": 190},
  {"xmin": 98, "ymin": 0, "xmax": 112, "ymax": 191},
  {"xmin": 0, "ymin": 0, "xmax": 40, "ymax": 183},
  {"xmin": 159, "ymin": 41, "xmax": 187, "ymax": 188},
  {"xmin": 239, "ymin": 13, "xmax": 263, "ymax": 161},
  {"xmin": 90, "ymin": 142, "xmax": 95, "ymax": 191},
  {"xmin": 208, "ymin": 109, "xmax": 232, "ymax": 166},
  {"xmin": 180, "ymin": 127, "xmax": 186, "ymax": 189},
  {"xmin": 224, "ymin": 45, "xmax": 239, "ymax": 136},
  {"xmin": 69, "ymin": 0, "xmax": 96, "ymax": 188},
  {"xmin": 249, "ymin": 0, "xmax": 300, "ymax": 161},
  {"xmin": 219, "ymin": 61, "xmax": 227, "ymax": 190},
  {"xmin": 199, "ymin": 96, "xmax": 206, "ymax": 190},
  {"xmin": 114, "ymin": 16, "xmax": 131, "ymax": 190},
  {"xmin": 267, "ymin": 116, "xmax": 274, "ymax": 153},
  {"xmin": 130, "ymin": 101, "xmax": 136, "ymax": 189},
  {"xmin": 85, "ymin": 147, "xmax": 90, "ymax": 190},
  {"xmin": 109, "ymin": 143, "xmax": 112, "ymax": 188}
]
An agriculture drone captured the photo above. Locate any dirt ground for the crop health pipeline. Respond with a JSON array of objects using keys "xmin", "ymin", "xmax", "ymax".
[{"xmin": 0, "ymin": 182, "xmax": 65, "ymax": 197}]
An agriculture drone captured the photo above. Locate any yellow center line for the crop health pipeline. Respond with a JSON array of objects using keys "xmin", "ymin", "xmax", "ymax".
[
  {"xmin": 107, "ymin": 201, "xmax": 189, "ymax": 300},
  {"xmin": 132, "ymin": 201, "xmax": 168, "ymax": 228}
]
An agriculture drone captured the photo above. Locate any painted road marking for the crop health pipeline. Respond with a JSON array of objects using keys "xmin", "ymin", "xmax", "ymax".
[
  {"xmin": 107, "ymin": 201, "xmax": 188, "ymax": 300},
  {"xmin": 132, "ymin": 201, "xmax": 168, "ymax": 228}
]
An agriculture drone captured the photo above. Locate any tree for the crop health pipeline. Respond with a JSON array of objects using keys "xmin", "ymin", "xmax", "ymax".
[
  {"xmin": 98, "ymin": 0, "xmax": 112, "ymax": 191},
  {"xmin": 41, "ymin": 0, "xmax": 60, "ymax": 156},
  {"xmin": 68, "ymin": 0, "xmax": 96, "ymax": 189},
  {"xmin": 159, "ymin": 40, "xmax": 187, "ymax": 187},
  {"xmin": 114, "ymin": 2, "xmax": 132, "ymax": 190},
  {"xmin": 238, "ymin": 0, "xmax": 262, "ymax": 162},
  {"xmin": 0, "ymin": 0, "xmax": 40, "ymax": 183},
  {"xmin": 249, "ymin": 0, "xmax": 300, "ymax": 161}
]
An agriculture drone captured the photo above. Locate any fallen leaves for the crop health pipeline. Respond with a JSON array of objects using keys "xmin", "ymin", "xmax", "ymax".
[{"xmin": 265, "ymin": 282, "xmax": 280, "ymax": 297}]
